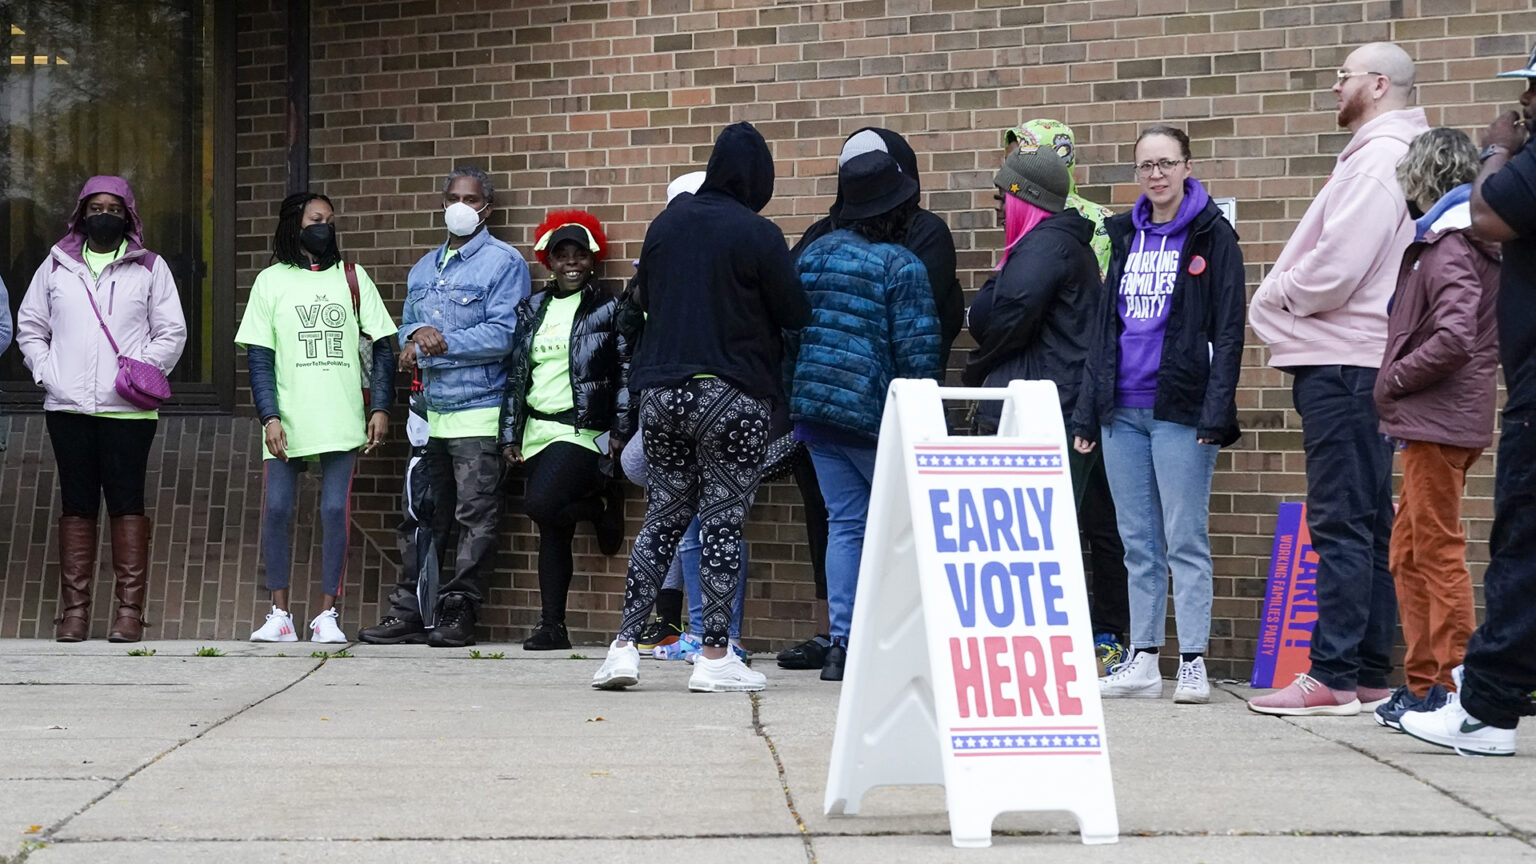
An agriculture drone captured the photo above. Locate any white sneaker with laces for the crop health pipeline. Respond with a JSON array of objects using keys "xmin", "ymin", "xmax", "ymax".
[
  {"xmin": 1173, "ymin": 656, "xmax": 1210, "ymax": 704},
  {"xmin": 309, "ymin": 608, "xmax": 348, "ymax": 644},
  {"xmin": 689, "ymin": 651, "xmax": 767, "ymax": 692},
  {"xmin": 250, "ymin": 605, "xmax": 298, "ymax": 643},
  {"xmin": 1400, "ymin": 693, "xmax": 1517, "ymax": 757},
  {"xmin": 592, "ymin": 640, "xmax": 640, "ymax": 690},
  {"xmin": 1099, "ymin": 650, "xmax": 1163, "ymax": 698}
]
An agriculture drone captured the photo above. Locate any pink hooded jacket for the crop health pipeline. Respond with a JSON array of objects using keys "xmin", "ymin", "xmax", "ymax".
[
  {"xmin": 16, "ymin": 176, "xmax": 188, "ymax": 413},
  {"xmin": 1249, "ymin": 108, "xmax": 1430, "ymax": 369}
]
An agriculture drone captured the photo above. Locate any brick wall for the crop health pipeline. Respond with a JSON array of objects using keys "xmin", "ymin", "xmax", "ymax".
[{"xmin": 5, "ymin": 0, "xmax": 1529, "ymax": 678}]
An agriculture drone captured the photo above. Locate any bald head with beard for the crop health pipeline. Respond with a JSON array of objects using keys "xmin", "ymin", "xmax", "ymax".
[{"xmin": 1335, "ymin": 42, "xmax": 1416, "ymax": 132}]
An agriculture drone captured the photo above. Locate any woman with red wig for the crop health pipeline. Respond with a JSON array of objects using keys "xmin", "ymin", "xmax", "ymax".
[{"xmin": 498, "ymin": 210, "xmax": 633, "ymax": 650}]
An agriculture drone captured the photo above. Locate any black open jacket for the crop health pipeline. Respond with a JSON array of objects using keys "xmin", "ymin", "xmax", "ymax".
[
  {"xmin": 1070, "ymin": 198, "xmax": 1246, "ymax": 447},
  {"xmin": 497, "ymin": 281, "xmax": 633, "ymax": 450}
]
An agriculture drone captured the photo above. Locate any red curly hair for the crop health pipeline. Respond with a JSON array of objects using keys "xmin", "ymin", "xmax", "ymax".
[{"xmin": 532, "ymin": 209, "xmax": 608, "ymax": 270}]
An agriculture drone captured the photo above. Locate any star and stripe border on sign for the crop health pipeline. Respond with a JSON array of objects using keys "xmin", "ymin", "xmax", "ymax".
[
  {"xmin": 914, "ymin": 444, "xmax": 1065, "ymax": 476},
  {"xmin": 949, "ymin": 726, "xmax": 1104, "ymax": 757}
]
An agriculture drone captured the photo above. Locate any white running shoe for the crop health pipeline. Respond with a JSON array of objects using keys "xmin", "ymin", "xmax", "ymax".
[
  {"xmin": 592, "ymin": 640, "xmax": 640, "ymax": 690},
  {"xmin": 309, "ymin": 608, "xmax": 348, "ymax": 644},
  {"xmin": 250, "ymin": 605, "xmax": 298, "ymax": 643},
  {"xmin": 689, "ymin": 651, "xmax": 767, "ymax": 692},
  {"xmin": 1099, "ymin": 650, "xmax": 1163, "ymax": 698},
  {"xmin": 1400, "ymin": 693, "xmax": 1517, "ymax": 757},
  {"xmin": 1173, "ymin": 656, "xmax": 1210, "ymax": 704}
]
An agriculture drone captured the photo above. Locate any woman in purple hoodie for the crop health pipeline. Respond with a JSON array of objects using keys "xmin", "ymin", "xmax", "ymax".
[
  {"xmin": 16, "ymin": 176, "xmax": 188, "ymax": 643},
  {"xmin": 1071, "ymin": 126, "xmax": 1246, "ymax": 705}
]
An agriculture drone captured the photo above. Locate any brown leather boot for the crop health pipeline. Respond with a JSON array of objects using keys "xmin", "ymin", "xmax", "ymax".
[
  {"xmin": 54, "ymin": 516, "xmax": 98, "ymax": 642},
  {"xmin": 107, "ymin": 515, "xmax": 152, "ymax": 643}
]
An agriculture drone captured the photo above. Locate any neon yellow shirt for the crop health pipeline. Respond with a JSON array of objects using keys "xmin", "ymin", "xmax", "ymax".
[
  {"xmin": 521, "ymin": 292, "xmax": 599, "ymax": 459},
  {"xmin": 83, "ymin": 240, "xmax": 126, "ymax": 280},
  {"xmin": 234, "ymin": 263, "xmax": 397, "ymax": 460},
  {"xmin": 427, "ymin": 407, "xmax": 499, "ymax": 439}
]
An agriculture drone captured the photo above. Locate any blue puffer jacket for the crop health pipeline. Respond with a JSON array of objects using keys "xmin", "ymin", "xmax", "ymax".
[
  {"xmin": 788, "ymin": 229, "xmax": 942, "ymax": 441},
  {"xmin": 401, "ymin": 227, "xmax": 531, "ymax": 413}
]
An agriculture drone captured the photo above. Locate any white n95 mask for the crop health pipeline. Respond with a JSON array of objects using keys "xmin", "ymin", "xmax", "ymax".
[{"xmin": 443, "ymin": 201, "xmax": 487, "ymax": 237}]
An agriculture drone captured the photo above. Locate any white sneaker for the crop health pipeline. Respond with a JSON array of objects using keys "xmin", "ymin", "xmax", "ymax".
[
  {"xmin": 250, "ymin": 605, "xmax": 298, "ymax": 642},
  {"xmin": 592, "ymin": 640, "xmax": 640, "ymax": 690},
  {"xmin": 1400, "ymin": 693, "xmax": 1517, "ymax": 757},
  {"xmin": 689, "ymin": 651, "xmax": 767, "ymax": 692},
  {"xmin": 1099, "ymin": 650, "xmax": 1163, "ymax": 698},
  {"xmin": 1173, "ymin": 656, "xmax": 1210, "ymax": 704},
  {"xmin": 309, "ymin": 608, "xmax": 348, "ymax": 644}
]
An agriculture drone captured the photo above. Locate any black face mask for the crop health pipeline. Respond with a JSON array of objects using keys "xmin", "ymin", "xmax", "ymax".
[
  {"xmin": 1406, "ymin": 198, "xmax": 1425, "ymax": 220},
  {"xmin": 299, "ymin": 223, "xmax": 335, "ymax": 257},
  {"xmin": 83, "ymin": 213, "xmax": 126, "ymax": 249}
]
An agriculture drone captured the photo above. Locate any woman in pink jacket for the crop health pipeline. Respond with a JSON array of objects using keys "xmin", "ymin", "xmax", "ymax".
[{"xmin": 16, "ymin": 176, "xmax": 188, "ymax": 643}]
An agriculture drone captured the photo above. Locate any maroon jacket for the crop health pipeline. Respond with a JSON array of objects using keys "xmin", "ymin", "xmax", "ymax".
[{"xmin": 1374, "ymin": 216, "xmax": 1501, "ymax": 448}]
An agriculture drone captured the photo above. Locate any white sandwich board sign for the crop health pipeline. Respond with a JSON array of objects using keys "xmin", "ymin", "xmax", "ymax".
[{"xmin": 823, "ymin": 379, "xmax": 1118, "ymax": 848}]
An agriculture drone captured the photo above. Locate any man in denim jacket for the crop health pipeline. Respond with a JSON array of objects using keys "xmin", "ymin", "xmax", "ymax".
[{"xmin": 360, "ymin": 166, "xmax": 529, "ymax": 648}]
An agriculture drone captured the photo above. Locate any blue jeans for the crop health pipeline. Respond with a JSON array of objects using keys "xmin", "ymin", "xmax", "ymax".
[
  {"xmin": 680, "ymin": 516, "xmax": 747, "ymax": 641},
  {"xmin": 809, "ymin": 441, "xmax": 878, "ymax": 643},
  {"xmin": 1292, "ymin": 365, "xmax": 1396, "ymax": 691},
  {"xmin": 1100, "ymin": 408, "xmax": 1218, "ymax": 654}
]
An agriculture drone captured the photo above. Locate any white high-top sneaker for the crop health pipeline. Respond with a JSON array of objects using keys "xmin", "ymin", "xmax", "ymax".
[
  {"xmin": 250, "ymin": 605, "xmax": 298, "ymax": 643},
  {"xmin": 1099, "ymin": 650, "xmax": 1163, "ymax": 698},
  {"xmin": 1173, "ymin": 656, "xmax": 1210, "ymax": 704}
]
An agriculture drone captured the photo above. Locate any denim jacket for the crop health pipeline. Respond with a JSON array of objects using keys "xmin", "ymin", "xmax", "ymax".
[{"xmin": 401, "ymin": 228, "xmax": 530, "ymax": 412}]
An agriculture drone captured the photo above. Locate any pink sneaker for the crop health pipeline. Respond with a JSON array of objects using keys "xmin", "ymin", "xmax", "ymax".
[
  {"xmin": 1358, "ymin": 685, "xmax": 1392, "ymax": 711},
  {"xmin": 1248, "ymin": 673, "xmax": 1361, "ymax": 716}
]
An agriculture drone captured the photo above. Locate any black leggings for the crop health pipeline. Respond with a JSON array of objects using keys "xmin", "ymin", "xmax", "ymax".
[
  {"xmin": 522, "ymin": 441, "xmax": 606, "ymax": 624},
  {"xmin": 45, "ymin": 411, "xmax": 157, "ymax": 518},
  {"xmin": 619, "ymin": 378, "xmax": 770, "ymax": 648}
]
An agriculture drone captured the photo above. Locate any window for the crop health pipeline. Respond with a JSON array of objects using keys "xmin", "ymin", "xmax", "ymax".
[{"xmin": 0, "ymin": 0, "xmax": 233, "ymax": 409}]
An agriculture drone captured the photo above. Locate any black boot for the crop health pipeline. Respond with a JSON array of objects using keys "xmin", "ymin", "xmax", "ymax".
[
  {"xmin": 428, "ymin": 595, "xmax": 477, "ymax": 648},
  {"xmin": 820, "ymin": 643, "xmax": 847, "ymax": 682},
  {"xmin": 522, "ymin": 620, "xmax": 571, "ymax": 651},
  {"xmin": 358, "ymin": 615, "xmax": 427, "ymax": 644},
  {"xmin": 778, "ymin": 634, "xmax": 831, "ymax": 670}
]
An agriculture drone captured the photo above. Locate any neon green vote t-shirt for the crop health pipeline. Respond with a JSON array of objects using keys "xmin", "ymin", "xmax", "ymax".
[{"xmin": 235, "ymin": 262, "xmax": 397, "ymax": 460}]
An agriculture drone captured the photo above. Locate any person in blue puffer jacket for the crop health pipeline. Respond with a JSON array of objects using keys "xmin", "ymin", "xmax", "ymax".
[{"xmin": 787, "ymin": 150, "xmax": 942, "ymax": 681}]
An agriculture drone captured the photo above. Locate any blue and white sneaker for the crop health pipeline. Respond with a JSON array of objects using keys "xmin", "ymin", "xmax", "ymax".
[
  {"xmin": 654, "ymin": 633, "xmax": 701, "ymax": 662},
  {"xmin": 1374, "ymin": 684, "xmax": 1450, "ymax": 731}
]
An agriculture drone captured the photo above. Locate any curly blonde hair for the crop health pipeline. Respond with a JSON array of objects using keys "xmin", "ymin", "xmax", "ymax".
[{"xmin": 1397, "ymin": 127, "xmax": 1478, "ymax": 209}]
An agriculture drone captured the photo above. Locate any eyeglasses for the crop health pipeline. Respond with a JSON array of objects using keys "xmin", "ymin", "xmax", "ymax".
[
  {"xmin": 1134, "ymin": 158, "xmax": 1187, "ymax": 177},
  {"xmin": 1336, "ymin": 69, "xmax": 1384, "ymax": 83}
]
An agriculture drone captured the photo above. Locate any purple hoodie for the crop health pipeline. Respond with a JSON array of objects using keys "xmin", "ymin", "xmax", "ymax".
[
  {"xmin": 57, "ymin": 175, "xmax": 147, "ymax": 263},
  {"xmin": 1115, "ymin": 178, "xmax": 1210, "ymax": 408}
]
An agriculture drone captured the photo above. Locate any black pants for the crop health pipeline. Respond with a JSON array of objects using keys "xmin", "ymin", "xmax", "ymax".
[
  {"xmin": 1071, "ymin": 445, "xmax": 1130, "ymax": 640},
  {"xmin": 389, "ymin": 435, "xmax": 504, "ymax": 616},
  {"xmin": 45, "ymin": 411, "xmax": 157, "ymax": 518},
  {"xmin": 620, "ymin": 379, "xmax": 770, "ymax": 647},
  {"xmin": 1292, "ymin": 365, "xmax": 1396, "ymax": 691},
  {"xmin": 792, "ymin": 455, "xmax": 830, "ymax": 600},
  {"xmin": 1461, "ymin": 393, "xmax": 1536, "ymax": 728},
  {"xmin": 522, "ymin": 441, "xmax": 606, "ymax": 625}
]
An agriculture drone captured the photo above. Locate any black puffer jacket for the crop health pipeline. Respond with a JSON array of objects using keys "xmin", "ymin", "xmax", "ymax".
[
  {"xmin": 498, "ymin": 281, "xmax": 633, "ymax": 450},
  {"xmin": 961, "ymin": 209, "xmax": 1102, "ymax": 429},
  {"xmin": 1070, "ymin": 199, "xmax": 1246, "ymax": 447}
]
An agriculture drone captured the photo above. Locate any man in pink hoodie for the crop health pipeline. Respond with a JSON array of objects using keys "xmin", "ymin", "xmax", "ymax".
[{"xmin": 1249, "ymin": 43, "xmax": 1430, "ymax": 717}]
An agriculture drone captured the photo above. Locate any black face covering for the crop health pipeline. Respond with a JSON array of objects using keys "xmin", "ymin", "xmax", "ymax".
[
  {"xmin": 83, "ymin": 213, "xmax": 126, "ymax": 249},
  {"xmin": 1406, "ymin": 198, "xmax": 1425, "ymax": 220},
  {"xmin": 300, "ymin": 223, "xmax": 336, "ymax": 257}
]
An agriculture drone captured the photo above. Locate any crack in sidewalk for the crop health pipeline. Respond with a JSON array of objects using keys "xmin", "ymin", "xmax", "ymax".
[
  {"xmin": 38, "ymin": 656, "xmax": 331, "ymax": 842},
  {"xmin": 751, "ymin": 691, "xmax": 818, "ymax": 864}
]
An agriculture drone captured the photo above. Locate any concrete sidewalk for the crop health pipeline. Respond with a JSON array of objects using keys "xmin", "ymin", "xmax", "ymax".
[{"xmin": 1, "ymin": 639, "xmax": 1531, "ymax": 864}]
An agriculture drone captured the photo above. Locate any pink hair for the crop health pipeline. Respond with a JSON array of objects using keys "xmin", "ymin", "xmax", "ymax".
[{"xmin": 996, "ymin": 193, "xmax": 1052, "ymax": 270}]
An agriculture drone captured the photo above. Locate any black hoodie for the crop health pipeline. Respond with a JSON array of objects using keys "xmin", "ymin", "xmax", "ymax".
[
  {"xmin": 790, "ymin": 126, "xmax": 963, "ymax": 368},
  {"xmin": 628, "ymin": 122, "xmax": 810, "ymax": 402}
]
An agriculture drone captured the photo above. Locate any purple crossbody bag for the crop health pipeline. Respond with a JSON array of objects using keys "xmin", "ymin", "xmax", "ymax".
[{"xmin": 80, "ymin": 282, "xmax": 172, "ymax": 410}]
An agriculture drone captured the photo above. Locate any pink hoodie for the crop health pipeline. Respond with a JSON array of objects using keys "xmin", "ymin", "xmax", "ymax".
[
  {"xmin": 16, "ymin": 176, "xmax": 188, "ymax": 413},
  {"xmin": 1249, "ymin": 107, "xmax": 1430, "ymax": 369}
]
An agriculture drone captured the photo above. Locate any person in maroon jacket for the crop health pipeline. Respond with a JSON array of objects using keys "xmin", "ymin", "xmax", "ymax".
[{"xmin": 1371, "ymin": 127, "xmax": 1501, "ymax": 730}]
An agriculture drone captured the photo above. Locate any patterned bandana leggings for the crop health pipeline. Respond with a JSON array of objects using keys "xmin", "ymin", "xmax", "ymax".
[{"xmin": 618, "ymin": 377, "xmax": 770, "ymax": 647}]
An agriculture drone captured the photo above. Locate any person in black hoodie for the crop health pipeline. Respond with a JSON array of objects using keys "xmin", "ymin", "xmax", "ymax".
[
  {"xmin": 962, "ymin": 144, "xmax": 1132, "ymax": 673},
  {"xmin": 776, "ymin": 126, "xmax": 964, "ymax": 672},
  {"xmin": 592, "ymin": 122, "xmax": 810, "ymax": 694},
  {"xmin": 499, "ymin": 209, "xmax": 632, "ymax": 652}
]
